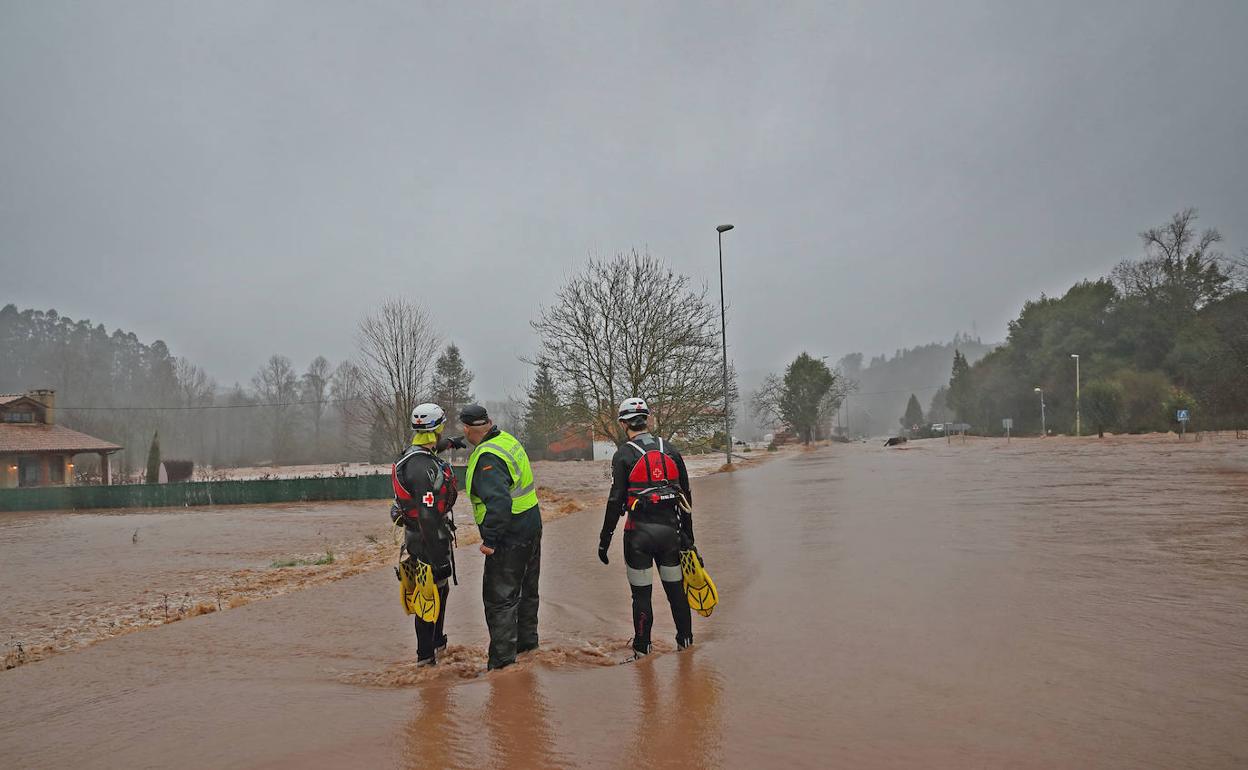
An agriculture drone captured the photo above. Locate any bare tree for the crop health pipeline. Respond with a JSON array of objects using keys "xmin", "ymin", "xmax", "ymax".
[
  {"xmin": 750, "ymin": 374, "xmax": 785, "ymax": 430},
  {"xmin": 175, "ymin": 358, "xmax": 216, "ymax": 407},
  {"xmin": 329, "ymin": 360, "xmax": 367, "ymax": 460},
  {"xmin": 531, "ymin": 251, "xmax": 733, "ymax": 444},
  {"xmin": 174, "ymin": 357, "xmax": 217, "ymax": 462},
  {"xmin": 356, "ymin": 299, "xmax": 442, "ymax": 456},
  {"xmin": 1111, "ymin": 207, "xmax": 1229, "ymax": 306},
  {"xmin": 251, "ymin": 354, "xmax": 299, "ymax": 462},
  {"xmin": 301, "ymin": 356, "xmax": 332, "ymax": 452}
]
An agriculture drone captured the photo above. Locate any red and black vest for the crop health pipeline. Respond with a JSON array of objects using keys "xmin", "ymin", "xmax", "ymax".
[
  {"xmin": 392, "ymin": 447, "xmax": 458, "ymax": 526},
  {"xmin": 625, "ymin": 437, "xmax": 682, "ymax": 519}
]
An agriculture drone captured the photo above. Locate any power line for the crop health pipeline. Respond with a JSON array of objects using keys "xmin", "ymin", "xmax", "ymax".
[
  {"xmin": 51, "ymin": 397, "xmax": 370, "ymax": 412},
  {"xmin": 848, "ymin": 384, "xmax": 945, "ymax": 397}
]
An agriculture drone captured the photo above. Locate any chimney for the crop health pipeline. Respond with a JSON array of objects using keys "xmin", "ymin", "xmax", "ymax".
[{"xmin": 28, "ymin": 389, "xmax": 55, "ymax": 425}]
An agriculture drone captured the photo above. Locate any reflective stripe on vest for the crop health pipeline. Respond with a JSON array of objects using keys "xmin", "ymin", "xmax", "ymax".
[{"xmin": 465, "ymin": 430, "xmax": 539, "ymax": 524}]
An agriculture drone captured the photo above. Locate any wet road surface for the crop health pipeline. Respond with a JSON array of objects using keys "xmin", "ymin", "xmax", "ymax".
[{"xmin": 2, "ymin": 437, "xmax": 1246, "ymax": 768}]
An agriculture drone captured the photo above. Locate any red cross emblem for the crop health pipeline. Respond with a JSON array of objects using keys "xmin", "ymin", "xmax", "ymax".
[{"xmin": 422, "ymin": 492, "xmax": 435, "ymax": 506}]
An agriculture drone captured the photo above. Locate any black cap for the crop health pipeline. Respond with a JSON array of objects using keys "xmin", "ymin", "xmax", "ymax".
[{"xmin": 459, "ymin": 404, "xmax": 490, "ymax": 426}]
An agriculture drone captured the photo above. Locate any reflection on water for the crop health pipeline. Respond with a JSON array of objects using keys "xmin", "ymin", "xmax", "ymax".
[
  {"xmin": 483, "ymin": 669, "xmax": 567, "ymax": 769},
  {"xmin": 630, "ymin": 651, "xmax": 723, "ymax": 769},
  {"xmin": 402, "ymin": 684, "xmax": 468, "ymax": 770}
]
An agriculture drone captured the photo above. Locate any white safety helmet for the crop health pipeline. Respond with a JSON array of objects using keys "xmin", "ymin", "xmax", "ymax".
[
  {"xmin": 410, "ymin": 403, "xmax": 447, "ymax": 432},
  {"xmin": 618, "ymin": 397, "xmax": 650, "ymax": 422}
]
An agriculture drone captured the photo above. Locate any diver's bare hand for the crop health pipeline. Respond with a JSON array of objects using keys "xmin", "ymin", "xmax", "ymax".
[{"xmin": 479, "ymin": 544, "xmax": 495, "ymax": 556}]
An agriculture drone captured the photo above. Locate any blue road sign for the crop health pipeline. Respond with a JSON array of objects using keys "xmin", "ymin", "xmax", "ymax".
[{"xmin": 1177, "ymin": 409, "xmax": 1190, "ymax": 422}]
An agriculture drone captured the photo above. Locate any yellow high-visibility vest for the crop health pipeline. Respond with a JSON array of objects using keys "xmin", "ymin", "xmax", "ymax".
[{"xmin": 465, "ymin": 430, "xmax": 538, "ymax": 524}]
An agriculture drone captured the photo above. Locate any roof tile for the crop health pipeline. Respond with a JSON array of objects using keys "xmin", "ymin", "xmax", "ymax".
[{"xmin": 0, "ymin": 424, "xmax": 123, "ymax": 454}]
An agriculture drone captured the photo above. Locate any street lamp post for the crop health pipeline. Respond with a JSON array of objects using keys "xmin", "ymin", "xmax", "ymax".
[
  {"xmin": 1071, "ymin": 353, "xmax": 1081, "ymax": 437},
  {"xmin": 717, "ymin": 224, "xmax": 735, "ymax": 465},
  {"xmin": 1034, "ymin": 387, "xmax": 1046, "ymax": 437}
]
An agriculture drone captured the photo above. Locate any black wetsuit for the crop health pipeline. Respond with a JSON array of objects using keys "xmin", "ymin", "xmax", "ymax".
[
  {"xmin": 470, "ymin": 426, "xmax": 542, "ymax": 670},
  {"xmin": 392, "ymin": 443, "xmax": 457, "ymax": 663},
  {"xmin": 601, "ymin": 432, "xmax": 694, "ymax": 653}
]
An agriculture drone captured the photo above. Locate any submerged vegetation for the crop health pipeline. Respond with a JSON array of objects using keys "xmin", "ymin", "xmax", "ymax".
[{"xmin": 271, "ymin": 549, "xmax": 336, "ymax": 569}]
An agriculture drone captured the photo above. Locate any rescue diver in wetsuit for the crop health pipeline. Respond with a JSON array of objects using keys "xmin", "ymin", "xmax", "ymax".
[
  {"xmin": 459, "ymin": 404, "xmax": 543, "ymax": 670},
  {"xmin": 390, "ymin": 402, "xmax": 465, "ymax": 666},
  {"xmin": 598, "ymin": 397, "xmax": 695, "ymax": 656}
]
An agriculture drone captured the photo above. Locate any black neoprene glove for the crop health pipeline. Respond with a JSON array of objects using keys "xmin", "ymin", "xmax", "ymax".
[
  {"xmin": 389, "ymin": 502, "xmax": 403, "ymax": 525},
  {"xmin": 446, "ymin": 435, "xmax": 467, "ymax": 450},
  {"xmin": 598, "ymin": 531, "xmax": 612, "ymax": 565}
]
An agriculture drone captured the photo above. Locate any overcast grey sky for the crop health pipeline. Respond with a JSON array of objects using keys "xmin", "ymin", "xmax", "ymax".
[{"xmin": 3, "ymin": 1, "xmax": 1246, "ymax": 398}]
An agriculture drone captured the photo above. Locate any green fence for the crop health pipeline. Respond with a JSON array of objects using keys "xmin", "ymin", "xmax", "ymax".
[
  {"xmin": 0, "ymin": 474, "xmax": 398, "ymax": 512},
  {"xmin": 1, "ymin": 467, "xmax": 470, "ymax": 513}
]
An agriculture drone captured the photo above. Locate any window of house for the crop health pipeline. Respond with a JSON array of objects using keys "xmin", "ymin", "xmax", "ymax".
[
  {"xmin": 50, "ymin": 459, "xmax": 65, "ymax": 483},
  {"xmin": 3, "ymin": 410, "xmax": 35, "ymax": 423},
  {"xmin": 18, "ymin": 457, "xmax": 40, "ymax": 487}
]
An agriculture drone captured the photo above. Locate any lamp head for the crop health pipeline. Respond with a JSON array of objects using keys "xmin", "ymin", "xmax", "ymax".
[{"xmin": 716, "ymin": 224, "xmax": 734, "ymax": 233}]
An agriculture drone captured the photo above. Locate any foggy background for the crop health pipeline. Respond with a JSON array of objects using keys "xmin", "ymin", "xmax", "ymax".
[{"xmin": 3, "ymin": 0, "xmax": 1247, "ymax": 400}]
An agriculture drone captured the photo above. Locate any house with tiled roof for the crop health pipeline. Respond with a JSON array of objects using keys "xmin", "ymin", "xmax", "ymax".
[{"xmin": 0, "ymin": 390, "xmax": 122, "ymax": 488}]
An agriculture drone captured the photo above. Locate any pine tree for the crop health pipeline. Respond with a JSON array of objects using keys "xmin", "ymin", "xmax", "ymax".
[
  {"xmin": 947, "ymin": 350, "xmax": 974, "ymax": 425},
  {"xmin": 900, "ymin": 394, "xmax": 925, "ymax": 431},
  {"xmin": 431, "ymin": 343, "xmax": 475, "ymax": 422},
  {"xmin": 523, "ymin": 361, "xmax": 567, "ymax": 459},
  {"xmin": 145, "ymin": 430, "xmax": 161, "ymax": 483}
]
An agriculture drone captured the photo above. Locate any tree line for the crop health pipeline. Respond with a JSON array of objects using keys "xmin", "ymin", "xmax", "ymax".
[
  {"xmin": 834, "ymin": 334, "xmax": 995, "ymax": 438},
  {"xmin": 943, "ymin": 209, "xmax": 1248, "ymax": 436},
  {"xmin": 2, "ymin": 249, "xmax": 737, "ymax": 474}
]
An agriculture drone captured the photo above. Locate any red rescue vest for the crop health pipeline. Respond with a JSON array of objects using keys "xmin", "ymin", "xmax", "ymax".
[
  {"xmin": 625, "ymin": 437, "xmax": 682, "ymax": 519},
  {"xmin": 392, "ymin": 447, "xmax": 458, "ymax": 524}
]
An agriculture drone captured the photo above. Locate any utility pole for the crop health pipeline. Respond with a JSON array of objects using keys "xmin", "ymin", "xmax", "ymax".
[
  {"xmin": 717, "ymin": 224, "xmax": 734, "ymax": 465},
  {"xmin": 1034, "ymin": 387, "xmax": 1046, "ymax": 437}
]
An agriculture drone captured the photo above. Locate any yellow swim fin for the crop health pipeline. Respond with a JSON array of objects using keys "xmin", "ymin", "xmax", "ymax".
[
  {"xmin": 680, "ymin": 549, "xmax": 718, "ymax": 617},
  {"xmin": 397, "ymin": 557, "xmax": 441, "ymax": 622}
]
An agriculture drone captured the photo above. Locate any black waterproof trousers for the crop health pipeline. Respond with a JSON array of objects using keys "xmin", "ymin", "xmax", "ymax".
[
  {"xmin": 624, "ymin": 519, "xmax": 693, "ymax": 653},
  {"xmin": 414, "ymin": 584, "xmax": 451, "ymax": 662},
  {"xmin": 406, "ymin": 525, "xmax": 453, "ymax": 663},
  {"xmin": 482, "ymin": 533, "xmax": 541, "ymax": 669}
]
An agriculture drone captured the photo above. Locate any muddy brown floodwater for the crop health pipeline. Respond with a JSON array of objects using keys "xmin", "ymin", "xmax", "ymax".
[{"xmin": 2, "ymin": 436, "xmax": 1246, "ymax": 768}]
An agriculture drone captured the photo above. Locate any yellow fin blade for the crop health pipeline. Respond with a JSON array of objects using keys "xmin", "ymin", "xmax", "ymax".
[{"xmin": 680, "ymin": 549, "xmax": 719, "ymax": 617}]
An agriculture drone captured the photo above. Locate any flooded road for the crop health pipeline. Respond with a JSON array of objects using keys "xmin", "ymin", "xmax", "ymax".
[{"xmin": 2, "ymin": 436, "xmax": 1246, "ymax": 768}]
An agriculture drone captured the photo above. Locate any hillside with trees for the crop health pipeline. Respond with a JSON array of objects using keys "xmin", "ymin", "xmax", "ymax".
[
  {"xmin": 836, "ymin": 334, "xmax": 996, "ymax": 437},
  {"xmin": 946, "ymin": 209, "xmax": 1247, "ymax": 435}
]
